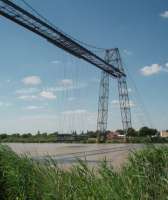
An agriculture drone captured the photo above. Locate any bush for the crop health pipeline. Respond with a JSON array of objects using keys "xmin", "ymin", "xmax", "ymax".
[{"xmin": 1, "ymin": 144, "xmax": 168, "ymax": 199}]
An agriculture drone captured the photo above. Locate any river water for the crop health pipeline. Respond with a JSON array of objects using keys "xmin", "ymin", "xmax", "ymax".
[{"xmin": 5, "ymin": 143, "xmax": 144, "ymax": 169}]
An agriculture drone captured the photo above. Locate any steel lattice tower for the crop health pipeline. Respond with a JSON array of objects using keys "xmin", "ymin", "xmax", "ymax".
[
  {"xmin": 97, "ymin": 49, "xmax": 132, "ymax": 137},
  {"xmin": 0, "ymin": 0, "xmax": 131, "ymax": 136},
  {"xmin": 114, "ymin": 48, "xmax": 132, "ymax": 133},
  {"xmin": 97, "ymin": 50, "xmax": 110, "ymax": 140}
]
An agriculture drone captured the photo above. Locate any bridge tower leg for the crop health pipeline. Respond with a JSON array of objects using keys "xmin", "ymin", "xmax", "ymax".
[
  {"xmin": 97, "ymin": 49, "xmax": 132, "ymax": 139},
  {"xmin": 97, "ymin": 50, "xmax": 110, "ymax": 142},
  {"xmin": 113, "ymin": 48, "xmax": 132, "ymax": 134}
]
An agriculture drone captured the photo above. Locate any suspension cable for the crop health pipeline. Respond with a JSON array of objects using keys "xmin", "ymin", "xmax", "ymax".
[{"xmin": 123, "ymin": 62, "xmax": 154, "ymax": 128}]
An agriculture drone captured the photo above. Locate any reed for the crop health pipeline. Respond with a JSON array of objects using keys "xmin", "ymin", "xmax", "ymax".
[{"xmin": 0, "ymin": 144, "xmax": 168, "ymax": 200}]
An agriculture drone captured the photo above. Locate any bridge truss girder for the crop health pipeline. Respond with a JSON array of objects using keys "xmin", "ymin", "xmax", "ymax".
[{"xmin": 0, "ymin": 0, "xmax": 125, "ymax": 78}]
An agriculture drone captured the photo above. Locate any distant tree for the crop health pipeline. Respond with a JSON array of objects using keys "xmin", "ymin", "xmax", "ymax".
[
  {"xmin": 12, "ymin": 133, "xmax": 20, "ymax": 137},
  {"xmin": 37, "ymin": 130, "xmax": 41, "ymax": 135},
  {"xmin": 72, "ymin": 131, "xmax": 77, "ymax": 136},
  {"xmin": 41, "ymin": 133, "xmax": 47, "ymax": 137},
  {"xmin": 22, "ymin": 133, "xmax": 32, "ymax": 138},
  {"xmin": 138, "ymin": 127, "xmax": 158, "ymax": 137},
  {"xmin": 126, "ymin": 128, "xmax": 137, "ymax": 137},
  {"xmin": 48, "ymin": 132, "xmax": 58, "ymax": 137},
  {"xmin": 116, "ymin": 129, "xmax": 124, "ymax": 135},
  {"xmin": 0, "ymin": 134, "xmax": 7, "ymax": 139},
  {"xmin": 86, "ymin": 131, "xmax": 97, "ymax": 138},
  {"xmin": 80, "ymin": 131, "xmax": 85, "ymax": 135}
]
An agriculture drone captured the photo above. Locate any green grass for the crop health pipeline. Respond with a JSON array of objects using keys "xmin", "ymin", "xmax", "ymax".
[{"xmin": 1, "ymin": 144, "xmax": 168, "ymax": 200}]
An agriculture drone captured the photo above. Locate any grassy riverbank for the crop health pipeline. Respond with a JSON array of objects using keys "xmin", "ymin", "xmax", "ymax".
[{"xmin": 0, "ymin": 145, "xmax": 168, "ymax": 200}]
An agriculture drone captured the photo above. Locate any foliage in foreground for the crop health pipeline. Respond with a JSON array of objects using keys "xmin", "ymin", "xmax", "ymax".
[{"xmin": 0, "ymin": 145, "xmax": 168, "ymax": 200}]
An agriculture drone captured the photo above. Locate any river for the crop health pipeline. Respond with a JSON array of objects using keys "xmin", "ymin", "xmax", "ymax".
[{"xmin": 5, "ymin": 143, "xmax": 144, "ymax": 169}]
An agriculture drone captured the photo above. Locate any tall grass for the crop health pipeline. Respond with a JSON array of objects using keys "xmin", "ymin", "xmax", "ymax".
[{"xmin": 0, "ymin": 144, "xmax": 168, "ymax": 200}]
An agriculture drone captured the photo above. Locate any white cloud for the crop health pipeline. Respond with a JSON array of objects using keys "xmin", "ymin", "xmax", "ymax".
[
  {"xmin": 46, "ymin": 79, "xmax": 87, "ymax": 92},
  {"xmin": 162, "ymin": 64, "xmax": 168, "ymax": 72},
  {"xmin": 129, "ymin": 100, "xmax": 136, "ymax": 108},
  {"xmin": 140, "ymin": 64, "xmax": 162, "ymax": 76},
  {"xmin": 112, "ymin": 100, "xmax": 135, "ymax": 108},
  {"xmin": 60, "ymin": 79, "xmax": 73, "ymax": 87},
  {"xmin": 18, "ymin": 79, "xmax": 87, "ymax": 102},
  {"xmin": 4, "ymin": 111, "xmax": 97, "ymax": 133},
  {"xmin": 0, "ymin": 101, "xmax": 12, "ymax": 107},
  {"xmin": 140, "ymin": 63, "xmax": 168, "ymax": 76},
  {"xmin": 22, "ymin": 76, "xmax": 42, "ymax": 85},
  {"xmin": 18, "ymin": 90, "xmax": 56, "ymax": 101},
  {"xmin": 6, "ymin": 79, "xmax": 11, "ymax": 83},
  {"xmin": 25, "ymin": 105, "xmax": 44, "ymax": 110},
  {"xmin": 128, "ymin": 88, "xmax": 132, "ymax": 92},
  {"xmin": 51, "ymin": 60, "xmax": 61, "ymax": 64},
  {"xmin": 40, "ymin": 91, "xmax": 56, "ymax": 99},
  {"xmin": 123, "ymin": 49, "xmax": 132, "ymax": 56},
  {"xmin": 18, "ymin": 95, "xmax": 38, "ymax": 100},
  {"xmin": 112, "ymin": 100, "xmax": 119, "ymax": 105},
  {"xmin": 160, "ymin": 10, "xmax": 168, "ymax": 18},
  {"xmin": 16, "ymin": 87, "xmax": 39, "ymax": 94}
]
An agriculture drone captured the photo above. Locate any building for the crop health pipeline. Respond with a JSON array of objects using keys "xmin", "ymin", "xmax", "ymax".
[
  {"xmin": 106, "ymin": 132, "xmax": 118, "ymax": 140},
  {"xmin": 160, "ymin": 131, "xmax": 168, "ymax": 138}
]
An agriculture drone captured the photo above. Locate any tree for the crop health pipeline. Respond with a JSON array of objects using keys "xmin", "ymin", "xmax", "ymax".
[
  {"xmin": 22, "ymin": 133, "xmax": 32, "ymax": 138},
  {"xmin": 37, "ymin": 130, "xmax": 41, "ymax": 135},
  {"xmin": 138, "ymin": 127, "xmax": 158, "ymax": 137},
  {"xmin": 0, "ymin": 134, "xmax": 7, "ymax": 140},
  {"xmin": 86, "ymin": 131, "xmax": 97, "ymax": 138},
  {"xmin": 72, "ymin": 131, "xmax": 77, "ymax": 136},
  {"xmin": 49, "ymin": 132, "xmax": 58, "ymax": 137},
  {"xmin": 127, "ymin": 128, "xmax": 137, "ymax": 137},
  {"xmin": 41, "ymin": 133, "xmax": 47, "ymax": 137},
  {"xmin": 12, "ymin": 133, "xmax": 20, "ymax": 137}
]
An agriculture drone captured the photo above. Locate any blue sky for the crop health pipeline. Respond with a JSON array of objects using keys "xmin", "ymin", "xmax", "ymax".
[{"xmin": 0, "ymin": 0, "xmax": 168, "ymax": 133}]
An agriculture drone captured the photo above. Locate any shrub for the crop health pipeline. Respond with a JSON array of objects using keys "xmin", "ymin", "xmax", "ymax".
[{"xmin": 0, "ymin": 144, "xmax": 168, "ymax": 199}]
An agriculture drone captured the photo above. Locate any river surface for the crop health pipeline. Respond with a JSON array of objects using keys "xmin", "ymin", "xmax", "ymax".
[
  {"xmin": 4, "ymin": 143, "xmax": 144, "ymax": 168},
  {"xmin": 5, "ymin": 143, "xmax": 145, "ymax": 169}
]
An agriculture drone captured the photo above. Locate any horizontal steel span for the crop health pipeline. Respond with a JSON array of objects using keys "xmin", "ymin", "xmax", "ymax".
[{"xmin": 0, "ymin": 0, "xmax": 125, "ymax": 78}]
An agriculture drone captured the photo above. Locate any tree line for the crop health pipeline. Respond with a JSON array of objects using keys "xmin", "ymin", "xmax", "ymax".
[{"xmin": 0, "ymin": 126, "xmax": 163, "ymax": 143}]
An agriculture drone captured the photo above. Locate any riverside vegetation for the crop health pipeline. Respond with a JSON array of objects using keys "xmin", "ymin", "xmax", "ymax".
[
  {"xmin": 1, "ymin": 127, "xmax": 167, "ymax": 143},
  {"xmin": 0, "ymin": 144, "xmax": 168, "ymax": 199}
]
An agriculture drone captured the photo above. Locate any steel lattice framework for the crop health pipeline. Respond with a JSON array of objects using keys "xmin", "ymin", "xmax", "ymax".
[
  {"xmin": 0, "ymin": 0, "xmax": 125, "ymax": 78},
  {"xmin": 97, "ymin": 49, "xmax": 132, "ymax": 135},
  {"xmin": 97, "ymin": 51, "xmax": 110, "ymax": 139},
  {"xmin": 0, "ymin": 0, "xmax": 132, "ymax": 135}
]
